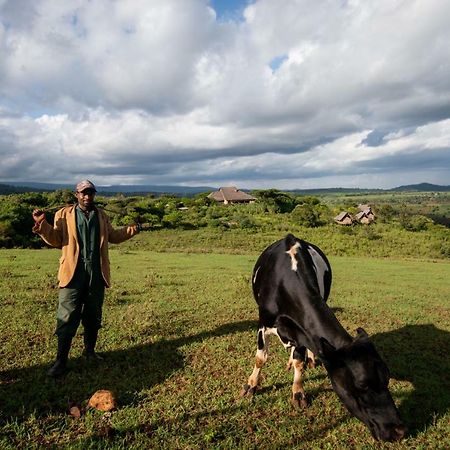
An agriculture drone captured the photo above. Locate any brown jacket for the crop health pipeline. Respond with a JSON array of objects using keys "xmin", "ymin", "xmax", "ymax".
[{"xmin": 33, "ymin": 205, "xmax": 137, "ymax": 288}]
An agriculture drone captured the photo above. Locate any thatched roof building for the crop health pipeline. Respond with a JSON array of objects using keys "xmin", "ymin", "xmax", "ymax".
[
  {"xmin": 355, "ymin": 209, "xmax": 375, "ymax": 224},
  {"xmin": 208, "ymin": 186, "xmax": 256, "ymax": 205},
  {"xmin": 334, "ymin": 211, "xmax": 354, "ymax": 225}
]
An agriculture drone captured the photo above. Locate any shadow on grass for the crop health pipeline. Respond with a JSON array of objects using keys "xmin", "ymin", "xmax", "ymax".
[
  {"xmin": 372, "ymin": 324, "xmax": 450, "ymax": 437},
  {"xmin": 0, "ymin": 320, "xmax": 255, "ymax": 423},
  {"xmin": 2, "ymin": 322, "xmax": 448, "ymax": 443}
]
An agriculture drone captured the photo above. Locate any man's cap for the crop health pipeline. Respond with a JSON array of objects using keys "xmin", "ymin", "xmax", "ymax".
[{"xmin": 76, "ymin": 180, "xmax": 97, "ymax": 192}]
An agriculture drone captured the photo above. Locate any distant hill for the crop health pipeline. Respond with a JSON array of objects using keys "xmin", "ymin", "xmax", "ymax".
[
  {"xmin": 0, "ymin": 183, "xmax": 54, "ymax": 195},
  {"xmin": 0, "ymin": 182, "xmax": 215, "ymax": 196},
  {"xmin": 0, "ymin": 181, "xmax": 449, "ymax": 196},
  {"xmin": 390, "ymin": 183, "xmax": 450, "ymax": 192},
  {"xmin": 286, "ymin": 187, "xmax": 384, "ymax": 195},
  {"xmin": 287, "ymin": 183, "xmax": 450, "ymax": 195},
  {"xmin": 98, "ymin": 184, "xmax": 215, "ymax": 196}
]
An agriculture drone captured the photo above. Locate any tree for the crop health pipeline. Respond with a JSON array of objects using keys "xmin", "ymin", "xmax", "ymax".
[{"xmin": 252, "ymin": 189, "xmax": 296, "ymax": 213}]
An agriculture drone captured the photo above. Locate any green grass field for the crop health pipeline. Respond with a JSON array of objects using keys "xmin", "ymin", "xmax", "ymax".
[{"xmin": 1, "ymin": 231, "xmax": 449, "ymax": 449}]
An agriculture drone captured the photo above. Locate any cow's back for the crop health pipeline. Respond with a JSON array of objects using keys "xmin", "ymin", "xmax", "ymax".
[{"xmin": 252, "ymin": 234, "xmax": 332, "ymax": 326}]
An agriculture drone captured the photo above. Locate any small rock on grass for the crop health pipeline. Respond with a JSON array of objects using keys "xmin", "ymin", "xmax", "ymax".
[{"xmin": 88, "ymin": 390, "xmax": 117, "ymax": 412}]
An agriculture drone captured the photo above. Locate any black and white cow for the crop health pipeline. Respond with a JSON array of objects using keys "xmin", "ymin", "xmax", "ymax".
[{"xmin": 241, "ymin": 234, "xmax": 406, "ymax": 442}]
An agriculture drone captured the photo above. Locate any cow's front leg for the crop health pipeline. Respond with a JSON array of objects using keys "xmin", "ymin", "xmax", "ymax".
[
  {"xmin": 240, "ymin": 328, "xmax": 268, "ymax": 397},
  {"xmin": 290, "ymin": 347, "xmax": 308, "ymax": 409}
]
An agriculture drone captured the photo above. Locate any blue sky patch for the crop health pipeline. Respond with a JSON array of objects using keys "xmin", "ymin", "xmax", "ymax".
[
  {"xmin": 210, "ymin": 0, "xmax": 252, "ymax": 21},
  {"xmin": 269, "ymin": 54, "xmax": 288, "ymax": 72}
]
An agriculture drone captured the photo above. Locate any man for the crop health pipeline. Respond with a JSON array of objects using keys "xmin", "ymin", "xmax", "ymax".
[{"xmin": 32, "ymin": 180, "xmax": 139, "ymax": 377}]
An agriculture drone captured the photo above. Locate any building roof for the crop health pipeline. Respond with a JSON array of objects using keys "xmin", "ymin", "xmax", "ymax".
[
  {"xmin": 334, "ymin": 211, "xmax": 352, "ymax": 221},
  {"xmin": 208, "ymin": 186, "xmax": 256, "ymax": 203},
  {"xmin": 355, "ymin": 210, "xmax": 375, "ymax": 220}
]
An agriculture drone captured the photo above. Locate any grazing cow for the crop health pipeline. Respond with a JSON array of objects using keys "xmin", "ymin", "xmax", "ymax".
[{"xmin": 241, "ymin": 234, "xmax": 406, "ymax": 442}]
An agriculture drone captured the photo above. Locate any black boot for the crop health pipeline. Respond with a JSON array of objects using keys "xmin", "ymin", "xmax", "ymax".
[
  {"xmin": 47, "ymin": 336, "xmax": 72, "ymax": 377},
  {"xmin": 83, "ymin": 328, "xmax": 103, "ymax": 362}
]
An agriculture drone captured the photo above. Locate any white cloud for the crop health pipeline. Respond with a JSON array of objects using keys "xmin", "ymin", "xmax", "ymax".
[{"xmin": 0, "ymin": 0, "xmax": 449, "ymax": 189}]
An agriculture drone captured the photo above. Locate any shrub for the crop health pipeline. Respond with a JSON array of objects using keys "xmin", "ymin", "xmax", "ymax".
[
  {"xmin": 376, "ymin": 203, "xmax": 396, "ymax": 223},
  {"xmin": 399, "ymin": 213, "xmax": 433, "ymax": 232},
  {"xmin": 162, "ymin": 211, "xmax": 183, "ymax": 228},
  {"xmin": 291, "ymin": 204, "xmax": 328, "ymax": 227},
  {"xmin": 338, "ymin": 225, "xmax": 355, "ymax": 235},
  {"xmin": 361, "ymin": 225, "xmax": 382, "ymax": 241},
  {"xmin": 232, "ymin": 214, "xmax": 258, "ymax": 230},
  {"xmin": 0, "ymin": 197, "xmax": 39, "ymax": 247},
  {"xmin": 48, "ymin": 189, "xmax": 76, "ymax": 206}
]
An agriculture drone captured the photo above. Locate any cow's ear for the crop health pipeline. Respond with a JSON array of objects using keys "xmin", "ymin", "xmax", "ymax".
[
  {"xmin": 315, "ymin": 336, "xmax": 336, "ymax": 360},
  {"xmin": 276, "ymin": 315, "xmax": 310, "ymax": 348},
  {"xmin": 355, "ymin": 327, "xmax": 369, "ymax": 339}
]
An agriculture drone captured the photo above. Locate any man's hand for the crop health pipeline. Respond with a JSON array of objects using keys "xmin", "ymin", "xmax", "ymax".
[
  {"xmin": 32, "ymin": 209, "xmax": 46, "ymax": 224},
  {"xmin": 127, "ymin": 224, "xmax": 139, "ymax": 236}
]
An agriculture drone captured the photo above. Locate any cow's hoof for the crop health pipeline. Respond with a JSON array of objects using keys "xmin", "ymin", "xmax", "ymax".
[
  {"xmin": 240, "ymin": 384, "xmax": 257, "ymax": 397},
  {"xmin": 291, "ymin": 393, "xmax": 308, "ymax": 409}
]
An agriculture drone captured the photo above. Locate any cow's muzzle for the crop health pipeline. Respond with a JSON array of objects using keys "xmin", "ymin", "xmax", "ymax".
[{"xmin": 375, "ymin": 423, "xmax": 407, "ymax": 442}]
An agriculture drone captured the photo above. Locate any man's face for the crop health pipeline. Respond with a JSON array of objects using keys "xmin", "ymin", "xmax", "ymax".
[{"xmin": 76, "ymin": 189, "xmax": 96, "ymax": 210}]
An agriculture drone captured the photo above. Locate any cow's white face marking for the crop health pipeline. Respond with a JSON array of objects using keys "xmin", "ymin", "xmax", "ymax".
[{"xmin": 286, "ymin": 242, "xmax": 301, "ymax": 271}]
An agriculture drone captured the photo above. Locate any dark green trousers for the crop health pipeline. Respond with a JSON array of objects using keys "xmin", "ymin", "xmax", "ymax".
[{"xmin": 55, "ymin": 264, "xmax": 105, "ymax": 338}]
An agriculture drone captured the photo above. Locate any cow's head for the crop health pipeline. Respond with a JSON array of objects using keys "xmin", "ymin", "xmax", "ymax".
[{"xmin": 276, "ymin": 316, "xmax": 406, "ymax": 441}]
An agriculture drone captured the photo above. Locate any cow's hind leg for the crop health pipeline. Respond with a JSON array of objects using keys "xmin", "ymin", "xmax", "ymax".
[
  {"xmin": 289, "ymin": 347, "xmax": 308, "ymax": 409},
  {"xmin": 306, "ymin": 348, "xmax": 317, "ymax": 369},
  {"xmin": 240, "ymin": 327, "xmax": 269, "ymax": 397}
]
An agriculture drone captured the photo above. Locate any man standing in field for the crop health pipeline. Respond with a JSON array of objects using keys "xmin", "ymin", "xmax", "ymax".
[{"xmin": 32, "ymin": 180, "xmax": 139, "ymax": 377}]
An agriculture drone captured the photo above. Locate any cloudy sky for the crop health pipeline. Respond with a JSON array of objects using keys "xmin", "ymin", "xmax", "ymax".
[{"xmin": 0, "ymin": 0, "xmax": 449, "ymax": 189}]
